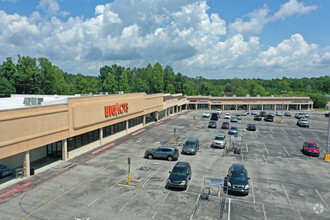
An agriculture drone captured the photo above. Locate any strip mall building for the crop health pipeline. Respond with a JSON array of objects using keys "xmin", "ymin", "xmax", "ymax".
[{"xmin": 0, "ymin": 93, "xmax": 313, "ymax": 177}]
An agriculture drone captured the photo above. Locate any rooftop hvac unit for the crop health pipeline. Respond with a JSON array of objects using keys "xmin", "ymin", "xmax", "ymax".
[{"xmin": 23, "ymin": 97, "xmax": 43, "ymax": 106}]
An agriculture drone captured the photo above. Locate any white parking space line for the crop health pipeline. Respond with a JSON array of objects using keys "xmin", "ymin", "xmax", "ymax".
[
  {"xmin": 306, "ymin": 158, "xmax": 316, "ymax": 169},
  {"xmin": 264, "ymin": 145, "xmax": 270, "ymax": 155},
  {"xmin": 88, "ymin": 163, "xmax": 142, "ymax": 207},
  {"xmin": 284, "ymin": 156, "xmax": 293, "ymax": 167},
  {"xmin": 283, "ymin": 129, "xmax": 289, "ymax": 136},
  {"xmin": 251, "ymin": 179, "xmax": 256, "ymax": 203},
  {"xmin": 282, "ymin": 146, "xmax": 291, "ymax": 157},
  {"xmin": 152, "ymin": 191, "xmax": 170, "ymax": 219},
  {"xmin": 143, "ymin": 167, "xmax": 161, "ymax": 187},
  {"xmin": 228, "ymin": 198, "xmax": 231, "ymax": 220},
  {"xmin": 282, "ymin": 184, "xmax": 293, "ymax": 209},
  {"xmin": 269, "ymin": 133, "xmax": 274, "ymax": 140},
  {"xmin": 190, "ymin": 194, "xmax": 201, "ymax": 220},
  {"xmin": 297, "ymin": 131, "xmax": 304, "ymax": 138},
  {"xmin": 315, "ymin": 188, "xmax": 330, "ymax": 209},
  {"xmin": 158, "ymin": 176, "xmax": 168, "ymax": 188},
  {"xmin": 119, "ymin": 195, "xmax": 136, "ymax": 212},
  {"xmin": 262, "ymin": 153, "xmax": 268, "ymax": 164},
  {"xmin": 241, "ymin": 154, "xmax": 244, "ymax": 162},
  {"xmin": 246, "ymin": 144, "xmax": 248, "ymax": 153},
  {"xmin": 262, "ymin": 203, "xmax": 267, "ymax": 220}
]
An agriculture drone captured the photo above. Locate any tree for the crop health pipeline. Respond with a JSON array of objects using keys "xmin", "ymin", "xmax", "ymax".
[
  {"xmin": 151, "ymin": 63, "xmax": 164, "ymax": 93},
  {"xmin": 118, "ymin": 69, "xmax": 130, "ymax": 93},
  {"xmin": 310, "ymin": 93, "xmax": 327, "ymax": 109},
  {"xmin": 0, "ymin": 77, "xmax": 15, "ymax": 97},
  {"xmin": 0, "ymin": 57, "xmax": 16, "ymax": 84}
]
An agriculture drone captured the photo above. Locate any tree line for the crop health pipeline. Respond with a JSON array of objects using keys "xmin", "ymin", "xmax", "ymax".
[{"xmin": 0, "ymin": 55, "xmax": 329, "ymax": 108}]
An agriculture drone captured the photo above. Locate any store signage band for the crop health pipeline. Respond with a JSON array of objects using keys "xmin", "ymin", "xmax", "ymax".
[{"xmin": 105, "ymin": 103, "xmax": 129, "ymax": 117}]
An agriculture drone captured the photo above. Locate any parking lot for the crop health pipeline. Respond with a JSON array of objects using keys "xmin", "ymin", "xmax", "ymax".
[{"xmin": 0, "ymin": 110, "xmax": 330, "ymax": 220}]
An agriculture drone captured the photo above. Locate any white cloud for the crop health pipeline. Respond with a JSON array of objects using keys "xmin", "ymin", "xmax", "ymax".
[
  {"xmin": 272, "ymin": 0, "xmax": 318, "ymax": 21},
  {"xmin": 0, "ymin": 0, "xmax": 328, "ymax": 79},
  {"xmin": 229, "ymin": 0, "xmax": 318, "ymax": 36},
  {"xmin": 37, "ymin": 0, "xmax": 69, "ymax": 17},
  {"xmin": 255, "ymin": 33, "xmax": 319, "ymax": 70},
  {"xmin": 229, "ymin": 6, "xmax": 269, "ymax": 36}
]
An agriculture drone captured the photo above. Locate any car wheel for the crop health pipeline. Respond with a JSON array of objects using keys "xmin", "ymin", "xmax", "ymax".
[
  {"xmin": 167, "ymin": 156, "xmax": 173, "ymax": 161},
  {"xmin": 147, "ymin": 154, "xmax": 153, "ymax": 159}
]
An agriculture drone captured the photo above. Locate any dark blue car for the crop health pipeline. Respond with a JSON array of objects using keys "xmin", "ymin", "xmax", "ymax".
[{"xmin": 0, "ymin": 164, "xmax": 13, "ymax": 178}]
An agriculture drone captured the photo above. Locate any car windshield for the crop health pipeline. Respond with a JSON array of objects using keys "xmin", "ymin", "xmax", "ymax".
[
  {"xmin": 300, "ymin": 119, "xmax": 307, "ymax": 122},
  {"xmin": 230, "ymin": 172, "xmax": 247, "ymax": 181},
  {"xmin": 172, "ymin": 167, "xmax": 187, "ymax": 176},
  {"xmin": 223, "ymin": 122, "xmax": 229, "ymax": 125},
  {"xmin": 185, "ymin": 141, "xmax": 196, "ymax": 147},
  {"xmin": 248, "ymin": 124, "xmax": 255, "ymax": 127},
  {"xmin": 210, "ymin": 121, "xmax": 216, "ymax": 124},
  {"xmin": 215, "ymin": 136, "xmax": 224, "ymax": 140},
  {"xmin": 231, "ymin": 127, "xmax": 238, "ymax": 130},
  {"xmin": 308, "ymin": 144, "xmax": 318, "ymax": 149}
]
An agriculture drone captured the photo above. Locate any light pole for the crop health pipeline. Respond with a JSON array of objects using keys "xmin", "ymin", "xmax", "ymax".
[
  {"xmin": 325, "ymin": 114, "xmax": 330, "ymax": 161},
  {"xmin": 280, "ymin": 90, "xmax": 287, "ymax": 124}
]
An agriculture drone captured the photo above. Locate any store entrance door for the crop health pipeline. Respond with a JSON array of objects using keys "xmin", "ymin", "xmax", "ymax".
[{"xmin": 47, "ymin": 141, "xmax": 62, "ymax": 158}]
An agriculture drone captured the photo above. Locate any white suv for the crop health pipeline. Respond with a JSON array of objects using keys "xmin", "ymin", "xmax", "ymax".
[
  {"xmin": 216, "ymin": 109, "xmax": 222, "ymax": 115},
  {"xmin": 212, "ymin": 134, "xmax": 226, "ymax": 148},
  {"xmin": 224, "ymin": 113, "xmax": 231, "ymax": 119}
]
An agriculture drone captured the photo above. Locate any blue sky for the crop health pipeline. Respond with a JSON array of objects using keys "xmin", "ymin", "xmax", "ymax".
[{"xmin": 0, "ymin": 0, "xmax": 329, "ymax": 79}]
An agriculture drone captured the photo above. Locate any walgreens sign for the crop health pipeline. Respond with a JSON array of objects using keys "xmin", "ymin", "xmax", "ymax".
[{"xmin": 105, "ymin": 103, "xmax": 129, "ymax": 117}]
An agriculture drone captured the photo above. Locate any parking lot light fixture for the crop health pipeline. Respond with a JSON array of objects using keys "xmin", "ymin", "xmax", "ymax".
[
  {"xmin": 281, "ymin": 91, "xmax": 287, "ymax": 124},
  {"xmin": 325, "ymin": 115, "xmax": 330, "ymax": 161}
]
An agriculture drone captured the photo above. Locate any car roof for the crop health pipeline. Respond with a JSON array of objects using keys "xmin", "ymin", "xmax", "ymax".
[
  {"xmin": 231, "ymin": 163, "xmax": 246, "ymax": 172},
  {"xmin": 306, "ymin": 141, "xmax": 316, "ymax": 145},
  {"xmin": 223, "ymin": 122, "xmax": 229, "ymax": 124},
  {"xmin": 159, "ymin": 146, "xmax": 177, "ymax": 149},
  {"xmin": 216, "ymin": 133, "xmax": 225, "ymax": 137},
  {"xmin": 231, "ymin": 126, "xmax": 238, "ymax": 129},
  {"xmin": 186, "ymin": 137, "xmax": 198, "ymax": 142},
  {"xmin": 175, "ymin": 161, "xmax": 190, "ymax": 167}
]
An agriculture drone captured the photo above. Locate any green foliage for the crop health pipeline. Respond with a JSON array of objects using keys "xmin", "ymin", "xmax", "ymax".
[{"xmin": 0, "ymin": 55, "xmax": 328, "ymax": 105}]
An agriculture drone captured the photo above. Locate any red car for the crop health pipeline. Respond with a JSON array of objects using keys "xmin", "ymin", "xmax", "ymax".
[
  {"xmin": 221, "ymin": 122, "xmax": 230, "ymax": 129},
  {"xmin": 302, "ymin": 141, "xmax": 320, "ymax": 157}
]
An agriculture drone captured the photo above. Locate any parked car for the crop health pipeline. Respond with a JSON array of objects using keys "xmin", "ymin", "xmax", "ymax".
[
  {"xmin": 225, "ymin": 164, "xmax": 250, "ymax": 196},
  {"xmin": 202, "ymin": 112, "xmax": 210, "ymax": 118},
  {"xmin": 295, "ymin": 112, "xmax": 305, "ymax": 119},
  {"xmin": 260, "ymin": 111, "xmax": 267, "ymax": 117},
  {"xmin": 297, "ymin": 118, "xmax": 309, "ymax": 127},
  {"xmin": 228, "ymin": 126, "xmax": 238, "ymax": 135},
  {"xmin": 145, "ymin": 146, "xmax": 179, "ymax": 161},
  {"xmin": 0, "ymin": 164, "xmax": 13, "ymax": 178},
  {"xmin": 246, "ymin": 124, "xmax": 256, "ymax": 131},
  {"xmin": 241, "ymin": 110, "xmax": 249, "ymax": 116},
  {"xmin": 276, "ymin": 112, "xmax": 283, "ymax": 116},
  {"xmin": 216, "ymin": 109, "xmax": 222, "ymax": 115},
  {"xmin": 284, "ymin": 112, "xmax": 291, "ymax": 117},
  {"xmin": 208, "ymin": 121, "xmax": 217, "ymax": 128},
  {"xmin": 264, "ymin": 114, "xmax": 274, "ymax": 122},
  {"xmin": 231, "ymin": 116, "xmax": 238, "ymax": 122},
  {"xmin": 221, "ymin": 122, "xmax": 230, "ymax": 129},
  {"xmin": 302, "ymin": 141, "xmax": 320, "ymax": 157},
  {"xmin": 224, "ymin": 113, "xmax": 231, "ymax": 119},
  {"xmin": 254, "ymin": 115, "xmax": 262, "ymax": 121},
  {"xmin": 167, "ymin": 162, "xmax": 191, "ymax": 190},
  {"xmin": 211, "ymin": 112, "xmax": 219, "ymax": 120},
  {"xmin": 182, "ymin": 138, "xmax": 199, "ymax": 155},
  {"xmin": 251, "ymin": 110, "xmax": 257, "ymax": 115},
  {"xmin": 235, "ymin": 114, "xmax": 242, "ymax": 120},
  {"xmin": 303, "ymin": 112, "xmax": 310, "ymax": 118},
  {"xmin": 212, "ymin": 134, "xmax": 226, "ymax": 148}
]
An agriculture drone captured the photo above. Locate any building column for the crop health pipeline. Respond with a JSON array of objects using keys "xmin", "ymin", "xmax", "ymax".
[
  {"xmin": 155, "ymin": 112, "xmax": 159, "ymax": 121},
  {"xmin": 195, "ymin": 104, "xmax": 197, "ymax": 110},
  {"xmin": 262, "ymin": 104, "xmax": 264, "ymax": 110},
  {"xmin": 126, "ymin": 120, "xmax": 129, "ymax": 133},
  {"xmin": 99, "ymin": 128, "xmax": 103, "ymax": 145},
  {"xmin": 209, "ymin": 104, "xmax": 211, "ymax": 111},
  {"xmin": 23, "ymin": 151, "xmax": 30, "ymax": 178},
  {"xmin": 62, "ymin": 139, "xmax": 68, "ymax": 161},
  {"xmin": 143, "ymin": 115, "xmax": 146, "ymax": 126},
  {"xmin": 299, "ymin": 104, "xmax": 301, "ymax": 110},
  {"xmin": 248, "ymin": 105, "xmax": 251, "ymax": 111}
]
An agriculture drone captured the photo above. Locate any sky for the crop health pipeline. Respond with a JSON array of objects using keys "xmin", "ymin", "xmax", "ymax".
[{"xmin": 0, "ymin": 0, "xmax": 329, "ymax": 79}]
